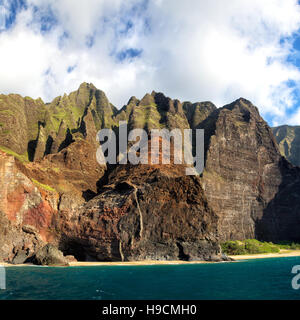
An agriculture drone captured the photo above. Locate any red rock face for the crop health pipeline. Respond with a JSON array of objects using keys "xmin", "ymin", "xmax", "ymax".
[
  {"xmin": 0, "ymin": 137, "xmax": 106, "ymax": 263},
  {"xmin": 0, "ymin": 151, "xmax": 59, "ymax": 262},
  {"xmin": 6, "ymin": 185, "xmax": 28, "ymax": 222},
  {"xmin": 22, "ymin": 199, "xmax": 56, "ymax": 242}
]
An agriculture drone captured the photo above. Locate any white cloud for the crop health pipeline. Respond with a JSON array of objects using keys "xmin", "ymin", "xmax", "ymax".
[
  {"xmin": 0, "ymin": 0, "xmax": 300, "ymax": 125},
  {"xmin": 141, "ymin": 0, "xmax": 300, "ymax": 124},
  {"xmin": 0, "ymin": 0, "xmax": 10, "ymax": 31}
]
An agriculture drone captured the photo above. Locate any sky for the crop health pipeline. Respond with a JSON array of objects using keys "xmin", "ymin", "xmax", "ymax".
[{"xmin": 1, "ymin": 1, "xmax": 300, "ymax": 126}]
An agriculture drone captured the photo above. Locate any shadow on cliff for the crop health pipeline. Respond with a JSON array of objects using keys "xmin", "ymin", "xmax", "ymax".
[
  {"xmin": 27, "ymin": 139, "xmax": 37, "ymax": 162},
  {"xmin": 197, "ymin": 100, "xmax": 253, "ymax": 167},
  {"xmin": 255, "ymin": 157, "xmax": 300, "ymax": 242},
  {"xmin": 58, "ymin": 237, "xmax": 88, "ymax": 261},
  {"xmin": 81, "ymin": 122, "xmax": 120, "ymax": 201},
  {"xmin": 290, "ymin": 127, "xmax": 300, "ymax": 166},
  {"xmin": 196, "ymin": 108, "xmax": 219, "ymax": 167}
]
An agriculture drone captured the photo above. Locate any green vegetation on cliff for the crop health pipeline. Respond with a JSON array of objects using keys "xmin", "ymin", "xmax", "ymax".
[
  {"xmin": 221, "ymin": 239, "xmax": 300, "ymax": 255},
  {"xmin": 32, "ymin": 179, "xmax": 56, "ymax": 192},
  {"xmin": 0, "ymin": 83, "xmax": 219, "ymax": 165},
  {"xmin": 0, "ymin": 82, "xmax": 119, "ymax": 162},
  {"xmin": 0, "ymin": 146, "xmax": 29, "ymax": 163},
  {"xmin": 272, "ymin": 125, "xmax": 300, "ymax": 166}
]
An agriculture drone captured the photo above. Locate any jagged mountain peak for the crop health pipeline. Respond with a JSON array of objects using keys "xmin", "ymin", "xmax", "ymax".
[
  {"xmin": 78, "ymin": 81, "xmax": 97, "ymax": 90},
  {"xmin": 223, "ymin": 97, "xmax": 259, "ymax": 113},
  {"xmin": 126, "ymin": 96, "xmax": 140, "ymax": 106}
]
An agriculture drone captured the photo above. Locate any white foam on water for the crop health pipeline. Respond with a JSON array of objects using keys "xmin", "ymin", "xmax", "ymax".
[{"xmin": 0, "ymin": 265, "xmax": 6, "ymax": 290}]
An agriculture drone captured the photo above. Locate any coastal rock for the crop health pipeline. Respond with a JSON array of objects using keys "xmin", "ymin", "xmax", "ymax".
[
  {"xmin": 65, "ymin": 255, "xmax": 77, "ymax": 263},
  {"xmin": 12, "ymin": 250, "xmax": 29, "ymax": 265},
  {"xmin": 0, "ymin": 151, "xmax": 54, "ymax": 263},
  {"xmin": 33, "ymin": 244, "xmax": 69, "ymax": 266},
  {"xmin": 57, "ymin": 165, "xmax": 224, "ymax": 262}
]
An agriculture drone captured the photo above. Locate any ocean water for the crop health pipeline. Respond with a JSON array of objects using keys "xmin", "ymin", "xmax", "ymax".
[{"xmin": 1, "ymin": 257, "xmax": 300, "ymax": 300}]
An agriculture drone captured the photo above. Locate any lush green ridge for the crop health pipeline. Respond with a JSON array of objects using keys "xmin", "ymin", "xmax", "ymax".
[
  {"xmin": 272, "ymin": 125, "xmax": 300, "ymax": 166},
  {"xmin": 0, "ymin": 82, "xmax": 218, "ymax": 164},
  {"xmin": 221, "ymin": 239, "xmax": 300, "ymax": 255}
]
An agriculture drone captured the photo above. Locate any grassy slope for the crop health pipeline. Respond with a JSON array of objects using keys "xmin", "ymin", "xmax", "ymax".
[{"xmin": 221, "ymin": 239, "xmax": 300, "ymax": 255}]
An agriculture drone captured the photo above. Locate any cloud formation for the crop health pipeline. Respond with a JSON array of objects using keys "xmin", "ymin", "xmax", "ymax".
[{"xmin": 1, "ymin": 0, "xmax": 300, "ymax": 125}]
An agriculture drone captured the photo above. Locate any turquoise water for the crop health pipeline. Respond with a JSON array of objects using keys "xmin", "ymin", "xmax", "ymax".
[{"xmin": 1, "ymin": 257, "xmax": 300, "ymax": 300}]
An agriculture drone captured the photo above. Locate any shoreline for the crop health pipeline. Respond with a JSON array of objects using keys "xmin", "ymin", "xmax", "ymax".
[
  {"xmin": 1, "ymin": 250, "xmax": 300, "ymax": 267},
  {"xmin": 0, "ymin": 260, "xmax": 211, "ymax": 268},
  {"xmin": 63, "ymin": 250, "xmax": 300, "ymax": 265},
  {"xmin": 229, "ymin": 249, "xmax": 300, "ymax": 260}
]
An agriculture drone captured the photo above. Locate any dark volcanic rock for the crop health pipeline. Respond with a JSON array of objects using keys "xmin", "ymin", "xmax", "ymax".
[
  {"xmin": 12, "ymin": 250, "xmax": 29, "ymax": 265},
  {"xmin": 57, "ymin": 166, "xmax": 224, "ymax": 262},
  {"xmin": 33, "ymin": 244, "xmax": 69, "ymax": 266},
  {"xmin": 255, "ymin": 158, "xmax": 300, "ymax": 242},
  {"xmin": 0, "ymin": 209, "xmax": 41, "ymax": 263},
  {"xmin": 200, "ymin": 98, "xmax": 298, "ymax": 241}
]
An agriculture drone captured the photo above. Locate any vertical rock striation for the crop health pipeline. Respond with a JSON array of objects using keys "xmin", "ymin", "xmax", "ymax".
[{"xmin": 200, "ymin": 98, "xmax": 300, "ymax": 241}]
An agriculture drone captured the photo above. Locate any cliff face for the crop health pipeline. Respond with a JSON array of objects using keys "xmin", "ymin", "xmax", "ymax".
[
  {"xmin": 57, "ymin": 166, "xmax": 222, "ymax": 262},
  {"xmin": 0, "ymin": 82, "xmax": 115, "ymax": 162},
  {"xmin": 200, "ymin": 99, "xmax": 284, "ymax": 241},
  {"xmin": 0, "ymin": 151, "xmax": 55, "ymax": 263},
  {"xmin": 1, "ymin": 83, "xmax": 300, "ymax": 263}
]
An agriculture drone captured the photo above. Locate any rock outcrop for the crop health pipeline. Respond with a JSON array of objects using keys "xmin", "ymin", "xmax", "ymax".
[
  {"xmin": 57, "ymin": 165, "xmax": 224, "ymax": 262},
  {"xmin": 33, "ymin": 244, "xmax": 69, "ymax": 266},
  {"xmin": 0, "ymin": 151, "xmax": 54, "ymax": 263}
]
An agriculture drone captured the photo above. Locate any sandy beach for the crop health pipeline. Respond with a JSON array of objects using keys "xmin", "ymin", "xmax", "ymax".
[
  {"xmin": 0, "ymin": 260, "xmax": 210, "ymax": 268},
  {"xmin": 67, "ymin": 250, "xmax": 300, "ymax": 265},
  {"xmin": 1, "ymin": 250, "xmax": 300, "ymax": 267},
  {"xmin": 229, "ymin": 249, "xmax": 300, "ymax": 260},
  {"xmin": 68, "ymin": 260, "xmax": 210, "ymax": 267}
]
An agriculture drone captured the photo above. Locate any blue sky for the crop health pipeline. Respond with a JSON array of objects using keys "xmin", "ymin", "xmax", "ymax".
[{"xmin": 1, "ymin": 0, "xmax": 300, "ymax": 126}]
